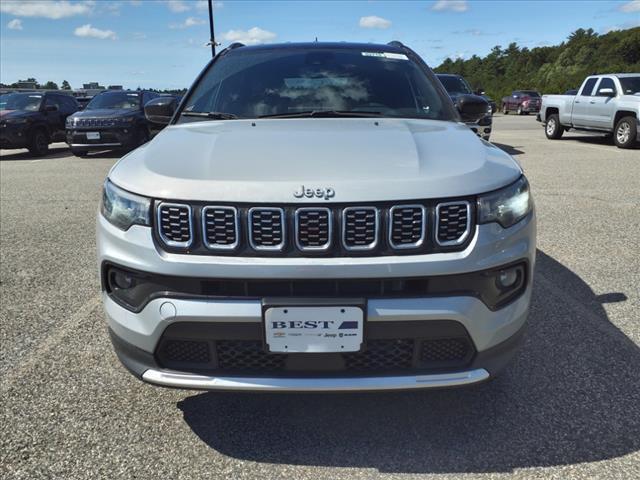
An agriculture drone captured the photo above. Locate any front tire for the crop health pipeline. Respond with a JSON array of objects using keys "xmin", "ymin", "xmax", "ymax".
[
  {"xmin": 613, "ymin": 116, "xmax": 638, "ymax": 149},
  {"xmin": 28, "ymin": 128, "xmax": 49, "ymax": 156},
  {"xmin": 545, "ymin": 114, "xmax": 564, "ymax": 139}
]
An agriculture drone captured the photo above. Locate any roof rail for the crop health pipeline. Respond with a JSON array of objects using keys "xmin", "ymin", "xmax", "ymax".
[{"xmin": 387, "ymin": 41, "xmax": 405, "ymax": 49}]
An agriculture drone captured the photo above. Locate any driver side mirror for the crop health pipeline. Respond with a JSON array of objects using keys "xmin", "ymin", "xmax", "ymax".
[
  {"xmin": 45, "ymin": 104, "xmax": 58, "ymax": 112},
  {"xmin": 598, "ymin": 88, "xmax": 615, "ymax": 97},
  {"xmin": 455, "ymin": 95, "xmax": 488, "ymax": 123},
  {"xmin": 144, "ymin": 97, "xmax": 176, "ymax": 125},
  {"xmin": 475, "ymin": 89, "xmax": 485, "ymax": 96}
]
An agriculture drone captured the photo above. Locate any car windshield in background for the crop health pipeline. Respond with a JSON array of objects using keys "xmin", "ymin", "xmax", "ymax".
[
  {"xmin": 437, "ymin": 76, "xmax": 472, "ymax": 95},
  {"xmin": 180, "ymin": 47, "xmax": 453, "ymax": 121},
  {"xmin": 521, "ymin": 91, "xmax": 540, "ymax": 97},
  {"xmin": 0, "ymin": 93, "xmax": 42, "ymax": 111},
  {"xmin": 86, "ymin": 92, "xmax": 140, "ymax": 110},
  {"xmin": 618, "ymin": 76, "xmax": 640, "ymax": 95}
]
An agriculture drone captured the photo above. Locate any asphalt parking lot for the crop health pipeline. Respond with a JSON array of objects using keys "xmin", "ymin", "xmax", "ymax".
[{"xmin": 1, "ymin": 115, "xmax": 639, "ymax": 479}]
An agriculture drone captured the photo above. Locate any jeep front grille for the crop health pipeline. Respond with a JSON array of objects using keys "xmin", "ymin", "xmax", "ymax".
[
  {"xmin": 248, "ymin": 207, "xmax": 285, "ymax": 251},
  {"xmin": 154, "ymin": 200, "xmax": 475, "ymax": 255},
  {"xmin": 295, "ymin": 208, "xmax": 332, "ymax": 251},
  {"xmin": 436, "ymin": 201, "xmax": 471, "ymax": 246},
  {"xmin": 342, "ymin": 207, "xmax": 379, "ymax": 251},
  {"xmin": 157, "ymin": 203, "xmax": 192, "ymax": 247},
  {"xmin": 389, "ymin": 205, "xmax": 426, "ymax": 249},
  {"xmin": 202, "ymin": 206, "xmax": 238, "ymax": 250}
]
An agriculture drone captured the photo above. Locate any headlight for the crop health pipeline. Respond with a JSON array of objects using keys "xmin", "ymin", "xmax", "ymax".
[
  {"xmin": 478, "ymin": 176, "xmax": 531, "ymax": 228},
  {"xmin": 101, "ymin": 179, "xmax": 151, "ymax": 230},
  {"xmin": 5, "ymin": 118, "xmax": 28, "ymax": 125}
]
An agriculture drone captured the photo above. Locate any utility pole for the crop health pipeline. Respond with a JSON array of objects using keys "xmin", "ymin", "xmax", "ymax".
[{"xmin": 208, "ymin": 0, "xmax": 216, "ymax": 57}]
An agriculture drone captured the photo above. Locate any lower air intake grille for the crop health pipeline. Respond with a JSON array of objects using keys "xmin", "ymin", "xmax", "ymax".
[
  {"xmin": 344, "ymin": 339, "xmax": 414, "ymax": 371},
  {"xmin": 159, "ymin": 340, "xmax": 210, "ymax": 364},
  {"xmin": 343, "ymin": 207, "xmax": 378, "ymax": 250},
  {"xmin": 202, "ymin": 206, "xmax": 238, "ymax": 249},
  {"xmin": 420, "ymin": 338, "xmax": 472, "ymax": 363},
  {"xmin": 157, "ymin": 203, "xmax": 192, "ymax": 246},
  {"xmin": 249, "ymin": 208, "xmax": 285, "ymax": 250},
  {"xmin": 436, "ymin": 202, "xmax": 470, "ymax": 245},
  {"xmin": 216, "ymin": 340, "xmax": 285, "ymax": 371}
]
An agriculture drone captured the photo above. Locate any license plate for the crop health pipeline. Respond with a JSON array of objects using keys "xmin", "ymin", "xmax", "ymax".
[
  {"xmin": 86, "ymin": 132, "xmax": 100, "ymax": 140},
  {"xmin": 265, "ymin": 306, "xmax": 364, "ymax": 353}
]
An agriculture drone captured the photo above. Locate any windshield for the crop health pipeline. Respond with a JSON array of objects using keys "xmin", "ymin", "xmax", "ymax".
[
  {"xmin": 86, "ymin": 92, "xmax": 140, "ymax": 110},
  {"xmin": 0, "ymin": 93, "xmax": 42, "ymax": 111},
  {"xmin": 180, "ymin": 47, "xmax": 453, "ymax": 121},
  {"xmin": 618, "ymin": 76, "xmax": 640, "ymax": 95},
  {"xmin": 437, "ymin": 75, "xmax": 472, "ymax": 95},
  {"xmin": 521, "ymin": 91, "xmax": 540, "ymax": 97}
]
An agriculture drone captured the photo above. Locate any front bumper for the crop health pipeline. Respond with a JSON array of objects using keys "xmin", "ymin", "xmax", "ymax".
[
  {"xmin": 0, "ymin": 124, "xmax": 29, "ymax": 149},
  {"xmin": 66, "ymin": 127, "xmax": 137, "ymax": 150},
  {"xmin": 99, "ymin": 210, "xmax": 536, "ymax": 391}
]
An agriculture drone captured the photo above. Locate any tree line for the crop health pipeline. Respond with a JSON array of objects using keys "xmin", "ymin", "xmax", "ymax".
[{"xmin": 434, "ymin": 27, "xmax": 640, "ymax": 102}]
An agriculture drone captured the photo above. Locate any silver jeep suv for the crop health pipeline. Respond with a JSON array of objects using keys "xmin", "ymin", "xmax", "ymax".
[{"xmin": 98, "ymin": 41, "xmax": 536, "ymax": 391}]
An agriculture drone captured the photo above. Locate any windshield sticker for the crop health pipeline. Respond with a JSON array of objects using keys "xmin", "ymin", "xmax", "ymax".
[{"xmin": 362, "ymin": 52, "xmax": 408, "ymax": 60}]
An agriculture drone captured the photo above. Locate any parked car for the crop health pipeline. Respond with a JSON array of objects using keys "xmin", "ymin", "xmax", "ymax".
[
  {"xmin": 0, "ymin": 91, "xmax": 79, "ymax": 156},
  {"xmin": 501, "ymin": 90, "xmax": 542, "ymax": 115},
  {"xmin": 99, "ymin": 41, "xmax": 536, "ymax": 392},
  {"xmin": 75, "ymin": 96, "xmax": 93, "ymax": 110},
  {"xmin": 436, "ymin": 73, "xmax": 492, "ymax": 140},
  {"xmin": 537, "ymin": 73, "xmax": 640, "ymax": 149},
  {"xmin": 65, "ymin": 90, "xmax": 160, "ymax": 156}
]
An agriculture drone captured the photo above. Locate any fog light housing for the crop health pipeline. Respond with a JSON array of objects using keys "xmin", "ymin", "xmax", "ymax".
[
  {"xmin": 497, "ymin": 269, "xmax": 518, "ymax": 288},
  {"xmin": 112, "ymin": 270, "xmax": 134, "ymax": 289}
]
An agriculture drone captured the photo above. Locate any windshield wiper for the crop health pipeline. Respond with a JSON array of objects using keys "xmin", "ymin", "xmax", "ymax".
[
  {"xmin": 182, "ymin": 111, "xmax": 239, "ymax": 120},
  {"xmin": 258, "ymin": 110, "xmax": 384, "ymax": 119}
]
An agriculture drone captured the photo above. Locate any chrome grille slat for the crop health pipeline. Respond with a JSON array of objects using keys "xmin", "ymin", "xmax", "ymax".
[
  {"xmin": 342, "ymin": 207, "xmax": 379, "ymax": 251},
  {"xmin": 248, "ymin": 207, "xmax": 285, "ymax": 251},
  {"xmin": 435, "ymin": 201, "xmax": 471, "ymax": 246},
  {"xmin": 157, "ymin": 203, "xmax": 193, "ymax": 247},
  {"xmin": 295, "ymin": 208, "xmax": 332, "ymax": 251},
  {"xmin": 202, "ymin": 206, "xmax": 239, "ymax": 250},
  {"xmin": 389, "ymin": 205, "xmax": 426, "ymax": 249}
]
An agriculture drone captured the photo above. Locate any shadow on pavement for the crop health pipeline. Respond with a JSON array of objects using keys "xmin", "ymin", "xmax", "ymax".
[
  {"xmin": 178, "ymin": 250, "xmax": 639, "ymax": 474},
  {"xmin": 0, "ymin": 145, "xmax": 71, "ymax": 161},
  {"xmin": 493, "ymin": 143, "xmax": 525, "ymax": 156}
]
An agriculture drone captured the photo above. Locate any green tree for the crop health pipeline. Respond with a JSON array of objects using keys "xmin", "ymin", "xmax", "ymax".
[
  {"xmin": 42, "ymin": 81, "xmax": 59, "ymax": 90},
  {"xmin": 61, "ymin": 80, "xmax": 71, "ymax": 90}
]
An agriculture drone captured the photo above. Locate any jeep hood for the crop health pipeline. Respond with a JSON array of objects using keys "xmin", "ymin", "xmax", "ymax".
[{"xmin": 109, "ymin": 118, "xmax": 522, "ymax": 203}]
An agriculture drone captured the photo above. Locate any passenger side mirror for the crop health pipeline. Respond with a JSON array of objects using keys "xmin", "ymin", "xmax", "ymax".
[
  {"xmin": 144, "ymin": 97, "xmax": 176, "ymax": 125},
  {"xmin": 475, "ymin": 89, "xmax": 485, "ymax": 96},
  {"xmin": 598, "ymin": 88, "xmax": 615, "ymax": 97},
  {"xmin": 455, "ymin": 95, "xmax": 488, "ymax": 123}
]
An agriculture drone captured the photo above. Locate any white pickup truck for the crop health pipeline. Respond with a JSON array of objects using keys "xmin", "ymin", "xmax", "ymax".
[{"xmin": 537, "ymin": 73, "xmax": 640, "ymax": 149}]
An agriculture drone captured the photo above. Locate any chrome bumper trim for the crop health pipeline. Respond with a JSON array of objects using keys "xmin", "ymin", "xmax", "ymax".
[
  {"xmin": 70, "ymin": 142, "xmax": 122, "ymax": 147},
  {"xmin": 141, "ymin": 368, "xmax": 490, "ymax": 391}
]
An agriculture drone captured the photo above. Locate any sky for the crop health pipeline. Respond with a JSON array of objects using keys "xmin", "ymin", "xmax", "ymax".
[{"xmin": 1, "ymin": 0, "xmax": 639, "ymax": 90}]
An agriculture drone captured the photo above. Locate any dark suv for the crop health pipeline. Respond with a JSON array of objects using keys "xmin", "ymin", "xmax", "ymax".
[
  {"xmin": 0, "ymin": 92, "xmax": 79, "ymax": 156},
  {"xmin": 436, "ymin": 74, "xmax": 492, "ymax": 140},
  {"xmin": 66, "ymin": 90, "xmax": 159, "ymax": 156}
]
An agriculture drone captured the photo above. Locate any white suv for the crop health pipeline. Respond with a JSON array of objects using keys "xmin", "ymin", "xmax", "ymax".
[{"xmin": 98, "ymin": 41, "xmax": 536, "ymax": 391}]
